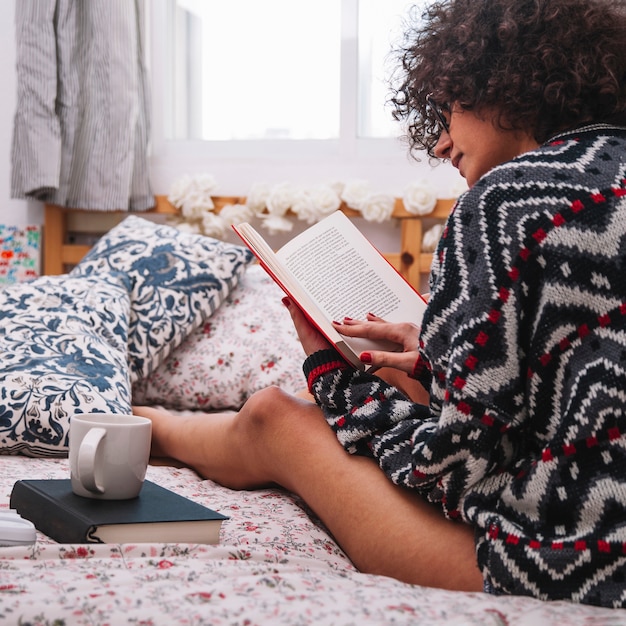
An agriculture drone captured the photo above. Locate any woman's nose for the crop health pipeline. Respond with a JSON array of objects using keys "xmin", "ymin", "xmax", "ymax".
[{"xmin": 433, "ymin": 131, "xmax": 451, "ymax": 159}]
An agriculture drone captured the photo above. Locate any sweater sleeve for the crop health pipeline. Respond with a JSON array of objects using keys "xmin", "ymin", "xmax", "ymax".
[
  {"xmin": 303, "ymin": 347, "xmax": 513, "ymax": 515},
  {"xmin": 302, "ymin": 179, "xmax": 528, "ymax": 516},
  {"xmin": 303, "ymin": 349, "xmax": 460, "ymax": 501}
]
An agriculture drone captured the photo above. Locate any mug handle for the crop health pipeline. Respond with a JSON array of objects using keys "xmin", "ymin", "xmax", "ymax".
[{"xmin": 77, "ymin": 427, "xmax": 107, "ymax": 494}]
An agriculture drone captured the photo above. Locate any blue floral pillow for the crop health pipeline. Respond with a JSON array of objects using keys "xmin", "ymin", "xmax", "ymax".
[
  {"xmin": 70, "ymin": 216, "xmax": 254, "ymax": 382},
  {"xmin": 0, "ymin": 273, "xmax": 132, "ymax": 458}
]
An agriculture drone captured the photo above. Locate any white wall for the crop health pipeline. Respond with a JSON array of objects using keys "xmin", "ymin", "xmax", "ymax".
[
  {"xmin": 0, "ymin": 2, "xmax": 462, "ymax": 232},
  {"xmin": 0, "ymin": 2, "xmax": 40, "ymax": 228}
]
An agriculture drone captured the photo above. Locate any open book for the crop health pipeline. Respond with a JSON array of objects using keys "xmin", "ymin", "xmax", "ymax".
[{"xmin": 233, "ymin": 211, "xmax": 427, "ymax": 371}]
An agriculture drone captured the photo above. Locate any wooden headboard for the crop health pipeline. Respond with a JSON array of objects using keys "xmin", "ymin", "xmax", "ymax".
[{"xmin": 43, "ymin": 196, "xmax": 456, "ymax": 290}]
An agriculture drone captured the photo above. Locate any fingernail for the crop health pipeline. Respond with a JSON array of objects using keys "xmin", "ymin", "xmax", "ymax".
[
  {"xmin": 360, "ymin": 352, "xmax": 372, "ymax": 364},
  {"xmin": 282, "ymin": 297, "xmax": 291, "ymax": 307}
]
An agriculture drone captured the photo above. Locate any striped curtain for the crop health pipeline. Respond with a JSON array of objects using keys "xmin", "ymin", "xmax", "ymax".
[{"xmin": 10, "ymin": 0, "xmax": 154, "ymax": 211}]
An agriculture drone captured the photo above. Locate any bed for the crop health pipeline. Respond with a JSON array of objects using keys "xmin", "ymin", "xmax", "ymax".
[{"xmin": 0, "ymin": 199, "xmax": 623, "ymax": 624}]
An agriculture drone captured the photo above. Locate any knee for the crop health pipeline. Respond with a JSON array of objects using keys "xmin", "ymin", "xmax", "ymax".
[
  {"xmin": 234, "ymin": 386, "xmax": 322, "ymax": 446},
  {"xmin": 235, "ymin": 386, "xmax": 294, "ymax": 438}
]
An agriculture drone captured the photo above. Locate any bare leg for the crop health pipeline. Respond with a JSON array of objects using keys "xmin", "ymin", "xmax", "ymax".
[{"xmin": 134, "ymin": 389, "xmax": 482, "ymax": 592}]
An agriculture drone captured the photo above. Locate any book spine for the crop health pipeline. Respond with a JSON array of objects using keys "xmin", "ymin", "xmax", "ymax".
[{"xmin": 9, "ymin": 481, "xmax": 96, "ymax": 544}]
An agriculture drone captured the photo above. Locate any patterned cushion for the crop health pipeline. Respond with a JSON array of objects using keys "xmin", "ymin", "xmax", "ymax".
[
  {"xmin": 132, "ymin": 265, "xmax": 307, "ymax": 410},
  {"xmin": 71, "ymin": 216, "xmax": 254, "ymax": 383},
  {"xmin": 0, "ymin": 273, "xmax": 132, "ymax": 458}
]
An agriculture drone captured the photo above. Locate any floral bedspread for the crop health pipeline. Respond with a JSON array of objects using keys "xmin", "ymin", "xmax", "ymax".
[{"xmin": 1, "ymin": 456, "xmax": 624, "ymax": 625}]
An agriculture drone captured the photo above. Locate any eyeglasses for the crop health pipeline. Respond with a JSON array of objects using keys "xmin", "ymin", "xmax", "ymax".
[{"xmin": 426, "ymin": 94, "xmax": 450, "ymax": 136}]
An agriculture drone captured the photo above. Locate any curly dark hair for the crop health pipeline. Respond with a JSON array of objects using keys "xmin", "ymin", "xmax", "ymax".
[{"xmin": 389, "ymin": 0, "xmax": 626, "ymax": 159}]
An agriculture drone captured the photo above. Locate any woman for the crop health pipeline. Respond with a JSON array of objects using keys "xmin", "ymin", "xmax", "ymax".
[{"xmin": 136, "ymin": 0, "xmax": 626, "ymax": 607}]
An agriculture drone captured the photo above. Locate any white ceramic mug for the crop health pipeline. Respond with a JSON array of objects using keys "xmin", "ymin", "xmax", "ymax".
[{"xmin": 69, "ymin": 414, "xmax": 152, "ymax": 500}]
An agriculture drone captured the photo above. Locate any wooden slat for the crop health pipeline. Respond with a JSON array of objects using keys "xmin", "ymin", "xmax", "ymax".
[
  {"xmin": 61, "ymin": 245, "xmax": 92, "ymax": 265},
  {"xmin": 43, "ymin": 204, "xmax": 67, "ymax": 276},
  {"xmin": 43, "ymin": 196, "xmax": 456, "ymax": 284}
]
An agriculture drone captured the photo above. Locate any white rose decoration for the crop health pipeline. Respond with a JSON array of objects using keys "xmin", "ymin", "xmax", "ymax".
[
  {"xmin": 168, "ymin": 173, "xmax": 217, "ymax": 219},
  {"xmin": 328, "ymin": 180, "xmax": 345, "ymax": 197},
  {"xmin": 219, "ymin": 203, "xmax": 254, "ymax": 226},
  {"xmin": 359, "ymin": 193, "xmax": 395, "ymax": 223},
  {"xmin": 169, "ymin": 219, "xmax": 201, "ymax": 235},
  {"xmin": 246, "ymin": 182, "xmax": 271, "ymax": 214},
  {"xmin": 290, "ymin": 189, "xmax": 315, "ymax": 223},
  {"xmin": 293, "ymin": 185, "xmax": 341, "ymax": 224},
  {"xmin": 261, "ymin": 214, "xmax": 294, "ymax": 235},
  {"xmin": 200, "ymin": 212, "xmax": 228, "ymax": 239},
  {"xmin": 422, "ymin": 223, "xmax": 445, "ymax": 252},
  {"xmin": 341, "ymin": 179, "xmax": 374, "ymax": 211},
  {"xmin": 168, "ymin": 174, "xmax": 193, "ymax": 208},
  {"xmin": 449, "ymin": 177, "xmax": 469, "ymax": 198},
  {"xmin": 181, "ymin": 190, "xmax": 214, "ymax": 220},
  {"xmin": 402, "ymin": 180, "xmax": 437, "ymax": 215},
  {"xmin": 309, "ymin": 184, "xmax": 341, "ymax": 218},
  {"xmin": 193, "ymin": 173, "xmax": 218, "ymax": 196},
  {"xmin": 266, "ymin": 182, "xmax": 297, "ymax": 217}
]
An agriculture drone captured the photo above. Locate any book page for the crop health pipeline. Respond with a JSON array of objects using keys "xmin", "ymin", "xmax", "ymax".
[
  {"xmin": 277, "ymin": 211, "xmax": 425, "ymax": 325},
  {"xmin": 235, "ymin": 212, "xmax": 426, "ymax": 369}
]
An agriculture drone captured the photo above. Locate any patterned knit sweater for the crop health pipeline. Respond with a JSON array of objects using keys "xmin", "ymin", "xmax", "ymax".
[{"xmin": 303, "ymin": 124, "xmax": 626, "ymax": 608}]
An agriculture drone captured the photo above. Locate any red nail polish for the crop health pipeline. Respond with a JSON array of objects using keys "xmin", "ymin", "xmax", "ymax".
[
  {"xmin": 360, "ymin": 352, "xmax": 372, "ymax": 364},
  {"xmin": 282, "ymin": 297, "xmax": 291, "ymax": 307}
]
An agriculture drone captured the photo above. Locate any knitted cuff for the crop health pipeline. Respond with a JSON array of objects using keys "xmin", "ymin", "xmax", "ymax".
[
  {"xmin": 410, "ymin": 355, "xmax": 427, "ymax": 379},
  {"xmin": 303, "ymin": 348, "xmax": 349, "ymax": 392}
]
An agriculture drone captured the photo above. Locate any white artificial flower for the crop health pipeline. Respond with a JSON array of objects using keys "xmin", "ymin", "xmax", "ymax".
[
  {"xmin": 169, "ymin": 218, "xmax": 201, "ymax": 235},
  {"xmin": 168, "ymin": 174, "xmax": 193, "ymax": 208},
  {"xmin": 327, "ymin": 180, "xmax": 345, "ymax": 197},
  {"xmin": 449, "ymin": 177, "xmax": 469, "ymax": 198},
  {"xmin": 266, "ymin": 182, "xmax": 297, "ymax": 217},
  {"xmin": 246, "ymin": 182, "xmax": 271, "ymax": 214},
  {"xmin": 219, "ymin": 203, "xmax": 254, "ymax": 226},
  {"xmin": 402, "ymin": 179, "xmax": 437, "ymax": 215},
  {"xmin": 290, "ymin": 189, "xmax": 315, "ymax": 223},
  {"xmin": 422, "ymin": 223, "xmax": 445, "ymax": 252},
  {"xmin": 341, "ymin": 179, "xmax": 374, "ymax": 211},
  {"xmin": 168, "ymin": 173, "xmax": 217, "ymax": 219},
  {"xmin": 180, "ymin": 191, "xmax": 214, "ymax": 220},
  {"xmin": 309, "ymin": 184, "xmax": 341, "ymax": 219},
  {"xmin": 261, "ymin": 214, "xmax": 294, "ymax": 235},
  {"xmin": 292, "ymin": 185, "xmax": 341, "ymax": 224},
  {"xmin": 359, "ymin": 193, "xmax": 395, "ymax": 223},
  {"xmin": 192, "ymin": 173, "xmax": 218, "ymax": 196},
  {"xmin": 200, "ymin": 212, "xmax": 228, "ymax": 239}
]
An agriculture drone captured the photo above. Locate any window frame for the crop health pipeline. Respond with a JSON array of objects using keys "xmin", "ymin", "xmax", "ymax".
[{"xmin": 147, "ymin": 0, "xmax": 460, "ymax": 197}]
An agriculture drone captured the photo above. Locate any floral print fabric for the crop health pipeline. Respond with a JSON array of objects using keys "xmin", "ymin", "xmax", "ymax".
[
  {"xmin": 0, "ymin": 455, "xmax": 620, "ymax": 625},
  {"xmin": 132, "ymin": 265, "xmax": 307, "ymax": 410},
  {"xmin": 71, "ymin": 216, "xmax": 254, "ymax": 383},
  {"xmin": 0, "ymin": 273, "xmax": 132, "ymax": 457}
]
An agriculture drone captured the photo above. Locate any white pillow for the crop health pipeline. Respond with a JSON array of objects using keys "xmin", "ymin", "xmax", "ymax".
[
  {"xmin": 0, "ymin": 273, "xmax": 132, "ymax": 457},
  {"xmin": 132, "ymin": 265, "xmax": 307, "ymax": 410},
  {"xmin": 70, "ymin": 216, "xmax": 254, "ymax": 383}
]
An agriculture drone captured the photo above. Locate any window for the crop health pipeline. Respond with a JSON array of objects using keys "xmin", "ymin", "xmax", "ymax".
[
  {"xmin": 358, "ymin": 0, "xmax": 415, "ymax": 138},
  {"xmin": 149, "ymin": 0, "xmax": 461, "ymax": 196},
  {"xmin": 166, "ymin": 0, "xmax": 341, "ymax": 141}
]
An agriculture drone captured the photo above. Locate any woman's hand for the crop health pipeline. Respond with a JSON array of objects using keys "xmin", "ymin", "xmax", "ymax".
[
  {"xmin": 283, "ymin": 297, "xmax": 332, "ymax": 356},
  {"xmin": 333, "ymin": 313, "xmax": 421, "ymax": 375}
]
